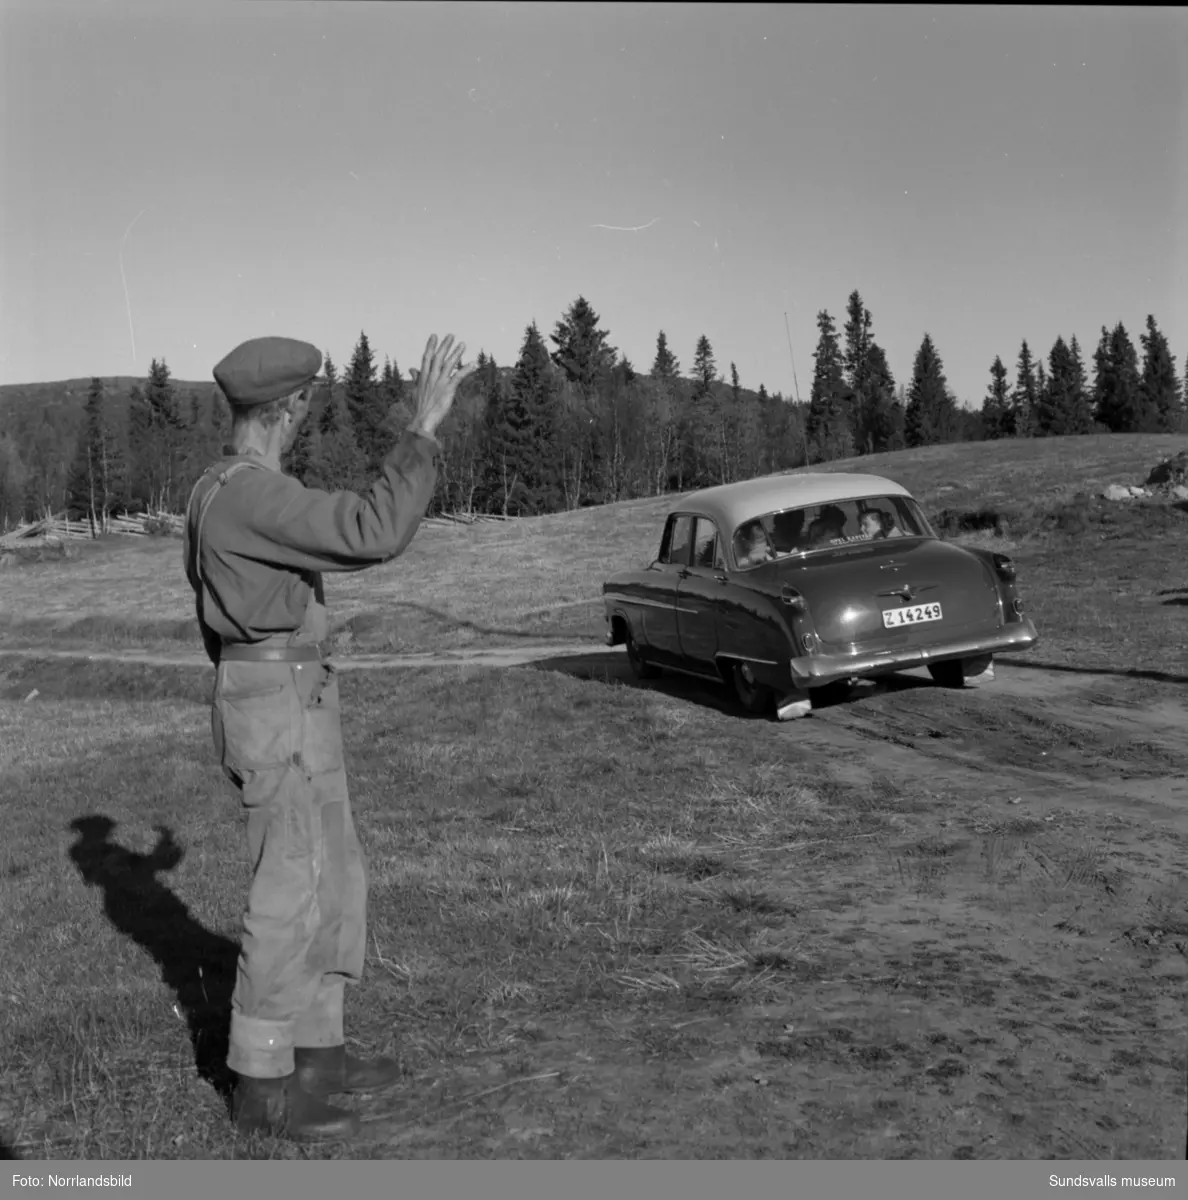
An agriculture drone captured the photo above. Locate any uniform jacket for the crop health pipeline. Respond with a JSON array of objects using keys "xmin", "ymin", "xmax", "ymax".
[{"xmin": 184, "ymin": 429, "xmax": 440, "ymax": 664}]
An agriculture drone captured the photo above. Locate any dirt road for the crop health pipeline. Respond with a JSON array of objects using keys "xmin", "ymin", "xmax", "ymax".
[
  {"xmin": 526, "ymin": 646, "xmax": 1188, "ymax": 834},
  {"xmin": 4, "ymin": 639, "xmax": 1185, "ymax": 831},
  {"xmin": 0, "ymin": 641, "xmax": 613, "ymax": 672}
]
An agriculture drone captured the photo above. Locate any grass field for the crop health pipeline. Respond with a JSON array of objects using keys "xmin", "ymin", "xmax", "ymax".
[
  {"xmin": 2, "ymin": 433, "xmax": 1187, "ymax": 671},
  {"xmin": 1, "ymin": 432, "xmax": 1186, "ymax": 1160}
]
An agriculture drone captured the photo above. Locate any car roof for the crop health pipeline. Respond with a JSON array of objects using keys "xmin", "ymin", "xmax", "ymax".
[{"xmin": 668, "ymin": 472, "xmax": 913, "ymax": 532}]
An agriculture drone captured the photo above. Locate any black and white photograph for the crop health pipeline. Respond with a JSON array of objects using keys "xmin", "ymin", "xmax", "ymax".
[{"xmin": 1, "ymin": 0, "xmax": 1185, "ymax": 1177}]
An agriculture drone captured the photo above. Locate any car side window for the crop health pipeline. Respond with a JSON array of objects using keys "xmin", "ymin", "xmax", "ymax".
[
  {"xmin": 661, "ymin": 515, "xmax": 695, "ymax": 566},
  {"xmin": 691, "ymin": 518, "xmax": 723, "ymax": 570}
]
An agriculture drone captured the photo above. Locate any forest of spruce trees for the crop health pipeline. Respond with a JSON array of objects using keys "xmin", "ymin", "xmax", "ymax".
[{"xmin": 1, "ymin": 289, "xmax": 1182, "ymax": 531}]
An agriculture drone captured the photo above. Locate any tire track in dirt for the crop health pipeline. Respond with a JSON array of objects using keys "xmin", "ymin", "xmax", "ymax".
[
  {"xmin": 0, "ymin": 642, "xmax": 619, "ymax": 672},
  {"xmin": 526, "ymin": 648, "xmax": 1188, "ymax": 832},
  {"xmin": 3, "ymin": 642, "xmax": 1185, "ymax": 830}
]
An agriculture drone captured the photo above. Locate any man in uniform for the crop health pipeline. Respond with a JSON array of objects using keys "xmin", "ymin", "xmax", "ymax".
[{"xmin": 184, "ymin": 332, "xmax": 475, "ymax": 1141}]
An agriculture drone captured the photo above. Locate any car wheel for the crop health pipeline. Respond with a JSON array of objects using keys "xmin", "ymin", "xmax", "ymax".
[
  {"xmin": 811, "ymin": 679, "xmax": 854, "ymax": 709},
  {"xmin": 731, "ymin": 662, "xmax": 773, "ymax": 714},
  {"xmin": 626, "ymin": 631, "xmax": 661, "ymax": 680},
  {"xmin": 929, "ymin": 655, "xmax": 994, "ymax": 688},
  {"xmin": 927, "ymin": 659, "xmax": 965, "ymax": 688}
]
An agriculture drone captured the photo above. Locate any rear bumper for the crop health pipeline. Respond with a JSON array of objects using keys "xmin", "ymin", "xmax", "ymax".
[{"xmin": 787, "ymin": 619, "xmax": 1039, "ymax": 688}]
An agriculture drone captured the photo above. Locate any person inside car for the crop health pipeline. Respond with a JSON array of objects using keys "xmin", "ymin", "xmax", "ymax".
[
  {"xmin": 734, "ymin": 520, "xmax": 775, "ymax": 568},
  {"xmin": 878, "ymin": 510, "xmax": 904, "ymax": 538},
  {"xmin": 769, "ymin": 509, "xmax": 805, "ymax": 553},
  {"xmin": 806, "ymin": 504, "xmax": 847, "ymax": 547},
  {"xmin": 858, "ymin": 510, "xmax": 883, "ymax": 539},
  {"xmin": 859, "ymin": 508, "xmax": 905, "ymax": 540}
]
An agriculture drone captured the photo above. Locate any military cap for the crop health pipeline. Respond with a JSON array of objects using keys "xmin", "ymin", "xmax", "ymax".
[{"xmin": 213, "ymin": 337, "xmax": 323, "ymax": 408}]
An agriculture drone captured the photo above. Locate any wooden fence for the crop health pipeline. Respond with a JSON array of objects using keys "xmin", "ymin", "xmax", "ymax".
[
  {"xmin": 0, "ymin": 511, "xmax": 185, "ymax": 550},
  {"xmin": 0, "ymin": 509, "xmax": 513, "ymax": 549},
  {"xmin": 422, "ymin": 512, "xmax": 516, "ymax": 529}
]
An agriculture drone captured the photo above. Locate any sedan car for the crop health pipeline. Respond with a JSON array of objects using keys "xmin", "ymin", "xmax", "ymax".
[{"xmin": 602, "ymin": 473, "xmax": 1039, "ymax": 719}]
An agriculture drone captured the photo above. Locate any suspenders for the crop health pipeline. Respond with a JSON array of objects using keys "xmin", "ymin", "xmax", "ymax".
[
  {"xmin": 185, "ymin": 460, "xmax": 267, "ymax": 619},
  {"xmin": 185, "ymin": 459, "xmax": 322, "ymax": 663}
]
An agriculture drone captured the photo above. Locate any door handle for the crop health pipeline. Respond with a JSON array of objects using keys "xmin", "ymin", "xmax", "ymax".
[{"xmin": 714, "ymin": 574, "xmax": 728, "ymax": 584}]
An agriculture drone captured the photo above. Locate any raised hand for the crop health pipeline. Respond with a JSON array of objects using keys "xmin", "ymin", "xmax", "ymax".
[{"xmin": 408, "ymin": 334, "xmax": 479, "ymax": 440}]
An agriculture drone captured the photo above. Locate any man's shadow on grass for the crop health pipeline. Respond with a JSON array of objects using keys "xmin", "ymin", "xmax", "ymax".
[{"xmin": 67, "ymin": 816, "xmax": 239, "ymax": 1109}]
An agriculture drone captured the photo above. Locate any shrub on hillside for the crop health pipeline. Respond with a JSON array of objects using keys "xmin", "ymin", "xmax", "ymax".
[
  {"xmin": 143, "ymin": 515, "xmax": 179, "ymax": 537},
  {"xmin": 933, "ymin": 508, "xmax": 1010, "ymax": 537}
]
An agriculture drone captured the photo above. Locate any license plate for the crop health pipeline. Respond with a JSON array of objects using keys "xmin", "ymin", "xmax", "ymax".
[{"xmin": 882, "ymin": 602, "xmax": 942, "ymax": 628}]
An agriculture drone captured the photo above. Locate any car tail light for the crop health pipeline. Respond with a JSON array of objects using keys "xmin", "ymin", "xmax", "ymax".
[
  {"xmin": 801, "ymin": 632, "xmax": 816, "ymax": 651},
  {"xmin": 991, "ymin": 553, "xmax": 1016, "ymax": 581},
  {"xmin": 1012, "ymin": 598, "xmax": 1024, "ymax": 615}
]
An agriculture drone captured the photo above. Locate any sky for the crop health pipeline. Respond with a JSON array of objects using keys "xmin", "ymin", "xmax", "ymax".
[{"xmin": 2, "ymin": 2, "xmax": 1185, "ymax": 407}]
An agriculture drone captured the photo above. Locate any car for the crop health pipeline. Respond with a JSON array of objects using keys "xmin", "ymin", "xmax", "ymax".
[{"xmin": 601, "ymin": 472, "xmax": 1040, "ymax": 719}]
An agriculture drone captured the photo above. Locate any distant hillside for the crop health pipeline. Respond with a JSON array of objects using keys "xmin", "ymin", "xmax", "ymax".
[
  {"xmin": 0, "ymin": 376, "xmax": 219, "ymax": 441},
  {"xmin": 0, "ymin": 366, "xmax": 784, "ymax": 439}
]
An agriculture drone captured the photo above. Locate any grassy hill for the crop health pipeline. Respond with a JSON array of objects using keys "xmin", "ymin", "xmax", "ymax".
[{"xmin": 1, "ymin": 432, "xmax": 1186, "ymax": 675}]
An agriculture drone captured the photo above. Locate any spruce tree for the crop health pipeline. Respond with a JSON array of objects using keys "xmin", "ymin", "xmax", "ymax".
[
  {"xmin": 314, "ymin": 352, "xmax": 367, "ymax": 491},
  {"xmin": 651, "ymin": 330, "xmax": 680, "ymax": 380},
  {"xmin": 904, "ymin": 334, "xmax": 955, "ymax": 447},
  {"xmin": 550, "ymin": 296, "xmax": 617, "ymax": 399},
  {"xmin": 127, "ymin": 359, "xmax": 183, "ymax": 511},
  {"xmin": 1033, "ymin": 359, "xmax": 1049, "ymax": 437},
  {"xmin": 505, "ymin": 322, "xmax": 561, "ymax": 514},
  {"xmin": 725, "ymin": 362, "xmax": 744, "ymax": 482},
  {"xmin": 479, "ymin": 353, "xmax": 521, "ymax": 514},
  {"xmin": 549, "ymin": 298, "xmax": 616, "ymax": 505},
  {"xmin": 648, "ymin": 331, "xmax": 682, "ymax": 492},
  {"xmin": 1139, "ymin": 315, "xmax": 1182, "ymax": 432},
  {"xmin": 66, "ymin": 378, "xmax": 117, "ymax": 528},
  {"xmin": 1091, "ymin": 327, "xmax": 1111, "ymax": 430},
  {"xmin": 380, "ymin": 355, "xmax": 413, "ymax": 433},
  {"xmin": 981, "ymin": 356, "xmax": 1012, "ymax": 439},
  {"xmin": 1034, "ymin": 336, "xmax": 1087, "ymax": 437},
  {"xmin": 687, "ymin": 335, "xmax": 722, "ymax": 485},
  {"xmin": 344, "ymin": 331, "xmax": 395, "ymax": 471},
  {"xmin": 1066, "ymin": 335, "xmax": 1094, "ymax": 434},
  {"xmin": 1010, "ymin": 341, "xmax": 1038, "ymax": 438},
  {"xmin": 864, "ymin": 344, "xmax": 903, "ymax": 452},
  {"xmin": 1094, "ymin": 322, "xmax": 1142, "ymax": 432},
  {"xmin": 843, "ymin": 290, "xmax": 873, "ymax": 450},
  {"xmin": 807, "ymin": 310, "xmax": 852, "ymax": 461},
  {"xmin": 692, "ymin": 335, "xmax": 716, "ymax": 396}
]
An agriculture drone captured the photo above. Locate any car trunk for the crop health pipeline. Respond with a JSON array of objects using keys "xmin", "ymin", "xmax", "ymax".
[{"xmin": 759, "ymin": 538, "xmax": 1002, "ymax": 653}]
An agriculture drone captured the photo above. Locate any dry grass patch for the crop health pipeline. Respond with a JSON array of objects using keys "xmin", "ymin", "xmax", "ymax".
[{"xmin": 1, "ymin": 637, "xmax": 1185, "ymax": 1158}]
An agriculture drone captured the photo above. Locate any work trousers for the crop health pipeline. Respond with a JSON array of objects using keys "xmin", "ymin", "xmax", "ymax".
[{"xmin": 211, "ymin": 658, "xmax": 367, "ymax": 1078}]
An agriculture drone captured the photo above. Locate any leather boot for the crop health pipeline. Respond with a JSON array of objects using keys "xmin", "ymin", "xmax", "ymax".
[
  {"xmin": 294, "ymin": 1044, "xmax": 402, "ymax": 1097},
  {"xmin": 232, "ymin": 1072, "xmax": 361, "ymax": 1141}
]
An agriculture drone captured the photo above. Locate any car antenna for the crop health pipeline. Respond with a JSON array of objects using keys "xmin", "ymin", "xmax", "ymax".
[{"xmin": 784, "ymin": 309, "xmax": 809, "ymax": 467}]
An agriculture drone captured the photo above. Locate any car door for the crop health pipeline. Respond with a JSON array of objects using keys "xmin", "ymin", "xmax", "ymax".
[
  {"xmin": 676, "ymin": 516, "xmax": 725, "ymax": 669},
  {"xmin": 641, "ymin": 514, "xmax": 693, "ymax": 661}
]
